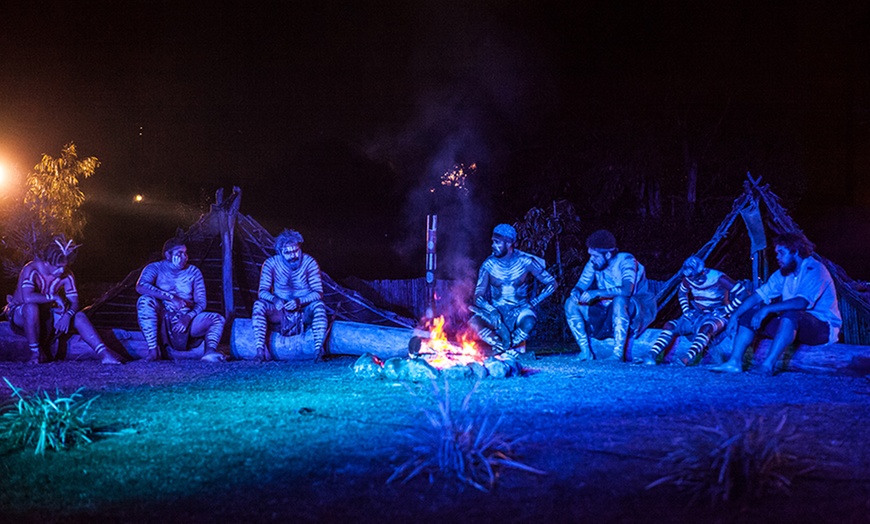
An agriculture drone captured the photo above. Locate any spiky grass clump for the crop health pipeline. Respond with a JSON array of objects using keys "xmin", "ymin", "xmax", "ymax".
[
  {"xmin": 388, "ymin": 378, "xmax": 545, "ymax": 492},
  {"xmin": 647, "ymin": 410, "xmax": 807, "ymax": 507},
  {"xmin": 0, "ymin": 377, "xmax": 98, "ymax": 455}
]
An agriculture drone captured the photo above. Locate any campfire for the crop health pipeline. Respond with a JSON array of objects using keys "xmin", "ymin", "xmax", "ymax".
[{"xmin": 414, "ymin": 316, "xmax": 485, "ymax": 369}]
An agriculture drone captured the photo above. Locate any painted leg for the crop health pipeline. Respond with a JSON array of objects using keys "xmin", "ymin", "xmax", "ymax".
[
  {"xmin": 564, "ymin": 299, "xmax": 592, "ymax": 360},
  {"xmin": 644, "ymin": 321, "xmax": 676, "ymax": 365},
  {"xmin": 610, "ymin": 296, "xmax": 630, "ymax": 361},
  {"xmin": 309, "ymin": 302, "xmax": 328, "ymax": 361},
  {"xmin": 251, "ymin": 300, "xmax": 273, "ymax": 361},
  {"xmin": 15, "ymin": 303, "xmax": 47, "ymax": 363},
  {"xmin": 73, "ymin": 312, "xmax": 122, "ymax": 364},
  {"xmin": 137, "ymin": 296, "xmax": 163, "ymax": 361},
  {"xmin": 191, "ymin": 312, "xmax": 226, "ymax": 362},
  {"xmin": 678, "ymin": 332, "xmax": 710, "ymax": 366}
]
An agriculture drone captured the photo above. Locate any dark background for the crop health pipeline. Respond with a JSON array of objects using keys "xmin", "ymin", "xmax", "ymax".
[{"xmin": 1, "ymin": 1, "xmax": 868, "ymax": 285}]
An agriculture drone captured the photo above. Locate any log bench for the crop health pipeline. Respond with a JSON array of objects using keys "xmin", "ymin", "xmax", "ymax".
[{"xmin": 2, "ymin": 321, "xmax": 869, "ymax": 375}]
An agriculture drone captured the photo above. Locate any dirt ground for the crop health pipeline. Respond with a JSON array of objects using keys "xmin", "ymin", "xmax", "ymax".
[{"xmin": 0, "ymin": 354, "xmax": 869, "ymax": 523}]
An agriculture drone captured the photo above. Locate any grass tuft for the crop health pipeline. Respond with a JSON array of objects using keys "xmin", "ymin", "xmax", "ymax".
[
  {"xmin": 0, "ymin": 377, "xmax": 99, "ymax": 455},
  {"xmin": 387, "ymin": 378, "xmax": 545, "ymax": 492},
  {"xmin": 647, "ymin": 409, "xmax": 808, "ymax": 507}
]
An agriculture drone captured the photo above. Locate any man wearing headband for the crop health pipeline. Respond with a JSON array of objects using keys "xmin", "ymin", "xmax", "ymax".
[
  {"xmin": 564, "ymin": 229, "xmax": 656, "ymax": 361},
  {"xmin": 4, "ymin": 235, "xmax": 122, "ymax": 364},
  {"xmin": 469, "ymin": 223, "xmax": 557, "ymax": 358}
]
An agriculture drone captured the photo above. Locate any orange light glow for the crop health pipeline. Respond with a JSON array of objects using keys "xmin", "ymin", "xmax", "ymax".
[{"xmin": 417, "ymin": 316, "xmax": 484, "ymax": 369}]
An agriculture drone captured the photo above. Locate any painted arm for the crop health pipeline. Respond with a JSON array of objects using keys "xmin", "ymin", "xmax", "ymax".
[
  {"xmin": 293, "ymin": 260, "xmax": 323, "ymax": 308},
  {"xmin": 529, "ymin": 260, "xmax": 557, "ymax": 308},
  {"xmin": 136, "ymin": 263, "xmax": 188, "ymax": 311},
  {"xmin": 258, "ymin": 259, "xmax": 279, "ymax": 304}
]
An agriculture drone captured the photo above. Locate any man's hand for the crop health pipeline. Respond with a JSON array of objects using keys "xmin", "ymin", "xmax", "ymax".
[
  {"xmin": 54, "ymin": 312, "xmax": 72, "ymax": 334},
  {"xmin": 172, "ymin": 313, "xmax": 193, "ymax": 334},
  {"xmin": 578, "ymin": 290, "xmax": 598, "ymax": 304},
  {"xmin": 282, "ymin": 298, "xmax": 301, "ymax": 312},
  {"xmin": 750, "ymin": 306, "xmax": 769, "ymax": 330},
  {"xmin": 168, "ymin": 294, "xmax": 188, "ymax": 311}
]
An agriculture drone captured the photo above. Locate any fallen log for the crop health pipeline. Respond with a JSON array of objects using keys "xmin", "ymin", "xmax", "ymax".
[{"xmin": 229, "ymin": 318, "xmax": 415, "ymax": 361}]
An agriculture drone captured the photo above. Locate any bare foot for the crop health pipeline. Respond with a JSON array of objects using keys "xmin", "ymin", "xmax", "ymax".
[
  {"xmin": 98, "ymin": 348, "xmax": 123, "ymax": 365},
  {"xmin": 709, "ymin": 361, "xmax": 742, "ymax": 373},
  {"xmin": 253, "ymin": 347, "xmax": 272, "ymax": 362},
  {"xmin": 144, "ymin": 348, "xmax": 162, "ymax": 362},
  {"xmin": 201, "ymin": 350, "xmax": 226, "ymax": 363}
]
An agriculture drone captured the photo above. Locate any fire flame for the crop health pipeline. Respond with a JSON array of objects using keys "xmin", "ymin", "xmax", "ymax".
[{"xmin": 418, "ymin": 316, "xmax": 484, "ymax": 369}]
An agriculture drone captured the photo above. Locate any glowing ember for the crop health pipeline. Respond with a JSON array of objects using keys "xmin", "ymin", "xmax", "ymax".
[
  {"xmin": 439, "ymin": 163, "xmax": 475, "ymax": 192},
  {"xmin": 417, "ymin": 316, "xmax": 484, "ymax": 369}
]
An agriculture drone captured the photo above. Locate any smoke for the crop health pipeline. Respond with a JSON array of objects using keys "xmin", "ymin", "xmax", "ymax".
[{"xmin": 360, "ymin": 4, "xmax": 557, "ymax": 323}]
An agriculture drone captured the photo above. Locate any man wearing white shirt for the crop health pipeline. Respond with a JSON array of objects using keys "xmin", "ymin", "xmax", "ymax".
[{"xmin": 711, "ymin": 232, "xmax": 841, "ymax": 376}]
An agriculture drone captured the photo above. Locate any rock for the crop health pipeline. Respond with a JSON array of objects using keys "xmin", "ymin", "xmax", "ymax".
[
  {"xmin": 468, "ymin": 362, "xmax": 489, "ymax": 380},
  {"xmin": 484, "ymin": 358, "xmax": 510, "ymax": 379},
  {"xmin": 441, "ymin": 363, "xmax": 473, "ymax": 381},
  {"xmin": 353, "ymin": 353, "xmax": 383, "ymax": 379},
  {"xmin": 403, "ymin": 357, "xmax": 440, "ymax": 382},
  {"xmin": 383, "ymin": 357, "xmax": 405, "ymax": 381}
]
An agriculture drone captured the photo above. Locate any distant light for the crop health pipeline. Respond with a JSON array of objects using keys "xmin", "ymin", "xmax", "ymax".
[{"xmin": 133, "ymin": 194, "xmax": 144, "ymax": 203}]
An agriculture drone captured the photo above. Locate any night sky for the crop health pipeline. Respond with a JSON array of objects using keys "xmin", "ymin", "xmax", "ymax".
[{"xmin": 1, "ymin": 1, "xmax": 868, "ymax": 283}]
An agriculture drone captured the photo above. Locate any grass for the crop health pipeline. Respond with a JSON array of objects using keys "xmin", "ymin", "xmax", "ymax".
[
  {"xmin": 0, "ymin": 358, "xmax": 867, "ymax": 522},
  {"xmin": 646, "ymin": 409, "xmax": 808, "ymax": 507},
  {"xmin": 387, "ymin": 378, "xmax": 546, "ymax": 492},
  {"xmin": 0, "ymin": 377, "xmax": 98, "ymax": 455}
]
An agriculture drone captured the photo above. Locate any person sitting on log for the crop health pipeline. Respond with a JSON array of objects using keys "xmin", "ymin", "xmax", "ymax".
[
  {"xmin": 641, "ymin": 256, "xmax": 747, "ymax": 366},
  {"xmin": 135, "ymin": 237, "xmax": 226, "ymax": 362},
  {"xmin": 564, "ymin": 229, "xmax": 656, "ymax": 362},
  {"xmin": 4, "ymin": 235, "xmax": 122, "ymax": 364},
  {"xmin": 251, "ymin": 229, "xmax": 328, "ymax": 361},
  {"xmin": 468, "ymin": 223, "xmax": 557, "ymax": 359},
  {"xmin": 710, "ymin": 232, "xmax": 841, "ymax": 376}
]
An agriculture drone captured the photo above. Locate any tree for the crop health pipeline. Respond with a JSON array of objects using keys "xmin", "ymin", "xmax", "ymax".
[{"xmin": 0, "ymin": 143, "xmax": 99, "ymax": 277}]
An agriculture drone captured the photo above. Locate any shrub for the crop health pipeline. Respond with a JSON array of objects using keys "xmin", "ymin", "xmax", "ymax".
[
  {"xmin": 388, "ymin": 378, "xmax": 545, "ymax": 492},
  {"xmin": 0, "ymin": 377, "xmax": 98, "ymax": 455},
  {"xmin": 646, "ymin": 410, "xmax": 807, "ymax": 507}
]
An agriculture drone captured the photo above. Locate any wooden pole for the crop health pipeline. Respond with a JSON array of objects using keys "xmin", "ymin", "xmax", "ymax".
[{"xmin": 425, "ymin": 214, "xmax": 437, "ymax": 320}]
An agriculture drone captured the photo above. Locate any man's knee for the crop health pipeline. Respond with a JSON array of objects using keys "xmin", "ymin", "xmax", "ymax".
[
  {"xmin": 564, "ymin": 298, "xmax": 581, "ymax": 319},
  {"xmin": 252, "ymin": 299, "xmax": 269, "ymax": 316},
  {"xmin": 137, "ymin": 295, "xmax": 160, "ymax": 311}
]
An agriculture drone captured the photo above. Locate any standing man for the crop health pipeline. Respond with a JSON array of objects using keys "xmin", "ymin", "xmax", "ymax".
[
  {"xmin": 564, "ymin": 230, "xmax": 656, "ymax": 361},
  {"xmin": 251, "ymin": 229, "xmax": 328, "ymax": 361},
  {"xmin": 642, "ymin": 256, "xmax": 747, "ymax": 366},
  {"xmin": 711, "ymin": 232, "xmax": 841, "ymax": 375},
  {"xmin": 469, "ymin": 223, "xmax": 557, "ymax": 358},
  {"xmin": 4, "ymin": 235, "xmax": 122, "ymax": 364},
  {"xmin": 136, "ymin": 238, "xmax": 226, "ymax": 362}
]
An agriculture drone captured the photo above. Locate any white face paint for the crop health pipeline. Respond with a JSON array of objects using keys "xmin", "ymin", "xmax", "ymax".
[
  {"xmin": 281, "ymin": 244, "xmax": 302, "ymax": 269},
  {"xmin": 48, "ymin": 262, "xmax": 67, "ymax": 277},
  {"xmin": 166, "ymin": 246, "xmax": 188, "ymax": 270}
]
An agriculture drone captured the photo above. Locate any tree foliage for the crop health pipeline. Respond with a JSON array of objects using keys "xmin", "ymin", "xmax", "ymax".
[{"xmin": 0, "ymin": 143, "xmax": 99, "ymax": 277}]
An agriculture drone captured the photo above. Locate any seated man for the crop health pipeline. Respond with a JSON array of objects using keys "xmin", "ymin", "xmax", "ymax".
[
  {"xmin": 468, "ymin": 224, "xmax": 557, "ymax": 358},
  {"xmin": 642, "ymin": 256, "xmax": 747, "ymax": 366},
  {"xmin": 251, "ymin": 229, "xmax": 328, "ymax": 361},
  {"xmin": 4, "ymin": 235, "xmax": 121, "ymax": 364},
  {"xmin": 711, "ymin": 232, "xmax": 841, "ymax": 376},
  {"xmin": 135, "ymin": 238, "xmax": 226, "ymax": 362},
  {"xmin": 564, "ymin": 230, "xmax": 656, "ymax": 361}
]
